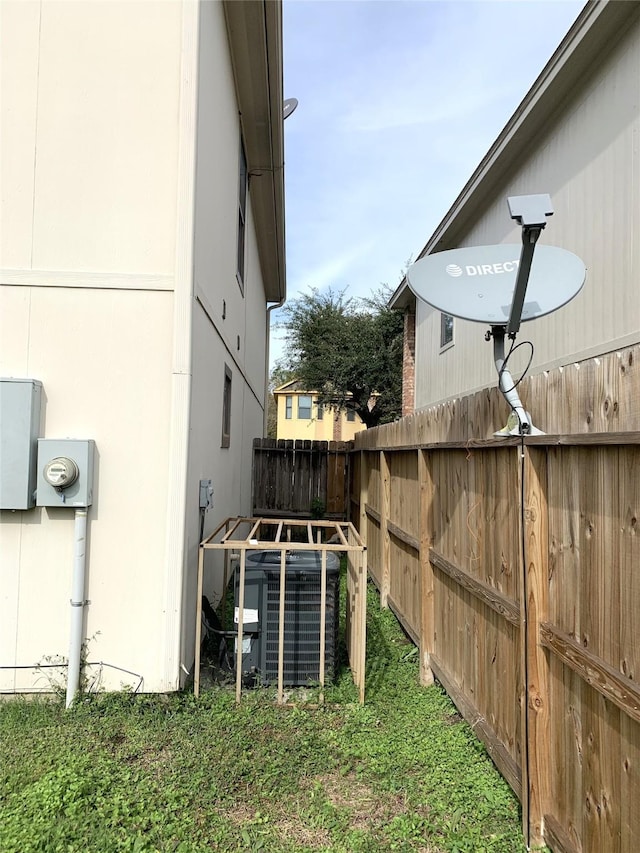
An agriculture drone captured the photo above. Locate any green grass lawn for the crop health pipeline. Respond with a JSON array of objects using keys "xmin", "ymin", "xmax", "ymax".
[{"xmin": 1, "ymin": 582, "xmax": 529, "ymax": 853}]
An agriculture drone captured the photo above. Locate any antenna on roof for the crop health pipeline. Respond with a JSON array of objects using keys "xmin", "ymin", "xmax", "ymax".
[{"xmin": 406, "ymin": 194, "xmax": 586, "ymax": 437}]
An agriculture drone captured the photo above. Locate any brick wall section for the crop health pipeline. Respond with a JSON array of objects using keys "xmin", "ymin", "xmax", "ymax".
[{"xmin": 402, "ymin": 308, "xmax": 416, "ymax": 415}]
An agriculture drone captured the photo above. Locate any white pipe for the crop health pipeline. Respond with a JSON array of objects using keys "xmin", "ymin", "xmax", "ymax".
[
  {"xmin": 264, "ymin": 298, "xmax": 286, "ymax": 436},
  {"xmin": 66, "ymin": 508, "xmax": 88, "ymax": 708}
]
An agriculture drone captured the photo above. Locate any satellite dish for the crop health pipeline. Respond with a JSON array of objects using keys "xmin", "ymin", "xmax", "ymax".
[
  {"xmin": 406, "ymin": 243, "xmax": 586, "ymax": 324},
  {"xmin": 283, "ymin": 98, "xmax": 299, "ymax": 120},
  {"xmin": 406, "ymin": 194, "xmax": 587, "ymax": 437}
]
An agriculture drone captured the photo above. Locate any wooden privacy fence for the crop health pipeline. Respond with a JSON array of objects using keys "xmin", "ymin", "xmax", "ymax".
[
  {"xmin": 351, "ymin": 345, "xmax": 640, "ymax": 853},
  {"xmin": 252, "ymin": 438, "xmax": 350, "ymax": 519}
]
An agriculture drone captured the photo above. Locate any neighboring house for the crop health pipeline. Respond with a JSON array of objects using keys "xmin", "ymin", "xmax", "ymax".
[
  {"xmin": 0, "ymin": 0, "xmax": 285, "ymax": 693},
  {"xmin": 391, "ymin": 0, "xmax": 640, "ymax": 415},
  {"xmin": 273, "ymin": 380, "xmax": 366, "ymax": 442}
]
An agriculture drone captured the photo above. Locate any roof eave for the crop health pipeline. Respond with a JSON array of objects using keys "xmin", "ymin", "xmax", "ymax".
[{"xmin": 223, "ymin": 0, "xmax": 286, "ymax": 303}]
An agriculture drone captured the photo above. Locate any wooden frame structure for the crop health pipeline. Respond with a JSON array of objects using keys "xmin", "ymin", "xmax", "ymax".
[{"xmin": 195, "ymin": 517, "xmax": 367, "ymax": 703}]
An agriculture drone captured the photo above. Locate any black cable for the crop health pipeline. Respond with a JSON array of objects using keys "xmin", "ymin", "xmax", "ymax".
[
  {"xmin": 1, "ymin": 662, "xmax": 144, "ymax": 694},
  {"xmin": 498, "ymin": 338, "xmax": 535, "ymax": 395}
]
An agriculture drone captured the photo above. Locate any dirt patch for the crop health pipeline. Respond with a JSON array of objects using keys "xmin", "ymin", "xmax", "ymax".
[
  {"xmin": 319, "ymin": 772, "xmax": 405, "ymax": 830},
  {"xmin": 220, "ymin": 799, "xmax": 332, "ymax": 849}
]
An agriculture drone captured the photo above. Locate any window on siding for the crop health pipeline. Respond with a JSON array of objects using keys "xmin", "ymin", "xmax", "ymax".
[
  {"xmin": 298, "ymin": 395, "xmax": 312, "ymax": 419},
  {"xmin": 221, "ymin": 365, "xmax": 232, "ymax": 448},
  {"xmin": 316, "ymin": 401, "xmax": 324, "ymax": 420},
  {"xmin": 346, "ymin": 409, "xmax": 356, "ymax": 422},
  {"xmin": 285, "ymin": 396, "xmax": 292, "ymax": 419},
  {"xmin": 440, "ymin": 313, "xmax": 454, "ymax": 348},
  {"xmin": 236, "ymin": 138, "xmax": 248, "ymax": 293}
]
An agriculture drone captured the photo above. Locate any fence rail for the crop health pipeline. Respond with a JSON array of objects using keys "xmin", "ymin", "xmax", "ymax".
[{"xmin": 351, "ymin": 345, "xmax": 640, "ymax": 853}]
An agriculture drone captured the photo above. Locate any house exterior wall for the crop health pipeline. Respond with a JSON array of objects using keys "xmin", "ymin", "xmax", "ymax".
[
  {"xmin": 1, "ymin": 0, "xmax": 181, "ymax": 276},
  {"xmin": 0, "ymin": 287, "xmax": 175, "ymax": 691},
  {"xmin": 274, "ymin": 391, "xmax": 366, "ymax": 442},
  {"xmin": 181, "ymin": 0, "xmax": 271, "ymax": 667},
  {"xmin": 413, "ymin": 6, "xmax": 640, "ymax": 411},
  {"xmin": 0, "ymin": 0, "xmax": 281, "ymax": 694},
  {"xmin": 0, "ymin": 0, "xmax": 185, "ymax": 692}
]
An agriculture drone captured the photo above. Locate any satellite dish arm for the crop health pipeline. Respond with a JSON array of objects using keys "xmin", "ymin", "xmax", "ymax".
[
  {"xmin": 507, "ymin": 225, "xmax": 543, "ymax": 337},
  {"xmin": 492, "ymin": 326, "xmax": 531, "ymax": 433},
  {"xmin": 506, "ymin": 193, "xmax": 553, "ymax": 336}
]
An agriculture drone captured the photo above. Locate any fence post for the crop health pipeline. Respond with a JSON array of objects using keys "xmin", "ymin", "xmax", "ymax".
[
  {"xmin": 418, "ymin": 448, "xmax": 435, "ymax": 686},
  {"xmin": 358, "ymin": 450, "xmax": 368, "ymax": 547},
  {"xmin": 380, "ymin": 449, "xmax": 391, "ymax": 608},
  {"xmin": 519, "ymin": 445, "xmax": 551, "ymax": 848}
]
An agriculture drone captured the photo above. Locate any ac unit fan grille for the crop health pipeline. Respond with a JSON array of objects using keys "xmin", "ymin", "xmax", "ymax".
[{"xmin": 263, "ymin": 576, "xmax": 339, "ymax": 684}]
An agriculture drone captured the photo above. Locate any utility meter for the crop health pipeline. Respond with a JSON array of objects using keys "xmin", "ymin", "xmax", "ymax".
[
  {"xmin": 43, "ymin": 456, "xmax": 80, "ymax": 490},
  {"xmin": 36, "ymin": 439, "xmax": 95, "ymax": 507}
]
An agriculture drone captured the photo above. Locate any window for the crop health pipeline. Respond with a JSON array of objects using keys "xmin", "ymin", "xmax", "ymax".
[
  {"xmin": 316, "ymin": 400, "xmax": 324, "ymax": 420},
  {"xmin": 221, "ymin": 365, "xmax": 232, "ymax": 448},
  {"xmin": 440, "ymin": 313, "xmax": 454, "ymax": 348},
  {"xmin": 285, "ymin": 396, "xmax": 292, "ymax": 419},
  {"xmin": 298, "ymin": 395, "xmax": 312, "ymax": 419},
  {"xmin": 346, "ymin": 409, "xmax": 356, "ymax": 422},
  {"xmin": 236, "ymin": 138, "xmax": 248, "ymax": 292}
]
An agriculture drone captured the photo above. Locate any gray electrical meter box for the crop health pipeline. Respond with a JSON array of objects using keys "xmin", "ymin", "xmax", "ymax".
[
  {"xmin": 0, "ymin": 378, "xmax": 43, "ymax": 510},
  {"xmin": 36, "ymin": 439, "xmax": 95, "ymax": 508}
]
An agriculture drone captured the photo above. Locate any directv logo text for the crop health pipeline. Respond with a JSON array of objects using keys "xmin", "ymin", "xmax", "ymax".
[{"xmin": 445, "ymin": 260, "xmax": 520, "ymax": 278}]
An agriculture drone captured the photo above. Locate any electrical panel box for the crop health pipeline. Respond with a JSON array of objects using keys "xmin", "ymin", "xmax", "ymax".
[
  {"xmin": 199, "ymin": 479, "xmax": 214, "ymax": 510},
  {"xmin": 0, "ymin": 378, "xmax": 43, "ymax": 510},
  {"xmin": 36, "ymin": 439, "xmax": 95, "ymax": 508}
]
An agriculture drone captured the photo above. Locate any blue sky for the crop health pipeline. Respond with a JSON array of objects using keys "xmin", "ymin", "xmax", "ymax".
[{"xmin": 271, "ymin": 0, "xmax": 586, "ymax": 367}]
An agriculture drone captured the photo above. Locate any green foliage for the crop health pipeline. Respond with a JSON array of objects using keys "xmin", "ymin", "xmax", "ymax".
[
  {"xmin": 1, "ymin": 578, "xmax": 530, "ymax": 853},
  {"xmin": 310, "ymin": 497, "xmax": 326, "ymax": 519},
  {"xmin": 278, "ymin": 287, "xmax": 404, "ymax": 428}
]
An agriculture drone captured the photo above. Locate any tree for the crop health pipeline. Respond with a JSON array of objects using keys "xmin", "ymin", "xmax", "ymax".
[{"xmin": 278, "ymin": 287, "xmax": 404, "ymax": 428}]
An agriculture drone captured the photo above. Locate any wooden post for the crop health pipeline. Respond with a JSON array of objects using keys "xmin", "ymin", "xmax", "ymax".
[
  {"xmin": 194, "ymin": 543, "xmax": 205, "ymax": 697},
  {"xmin": 380, "ymin": 450, "xmax": 391, "ymax": 608},
  {"xmin": 358, "ymin": 450, "xmax": 368, "ymax": 548},
  {"xmin": 319, "ymin": 548, "xmax": 327, "ymax": 705},
  {"xmin": 277, "ymin": 549, "xmax": 286, "ymax": 705},
  {"xmin": 235, "ymin": 548, "xmax": 246, "ymax": 704},
  {"xmin": 418, "ymin": 449, "xmax": 435, "ymax": 686},
  {"xmin": 358, "ymin": 546, "xmax": 366, "ymax": 704},
  {"xmin": 221, "ymin": 518, "xmax": 231, "ymax": 627},
  {"xmin": 519, "ymin": 446, "xmax": 551, "ymax": 847}
]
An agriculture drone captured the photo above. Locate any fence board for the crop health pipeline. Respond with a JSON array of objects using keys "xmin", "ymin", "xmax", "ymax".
[
  {"xmin": 350, "ymin": 373, "xmax": 639, "ymax": 852},
  {"xmin": 252, "ymin": 438, "xmax": 350, "ymax": 519},
  {"xmin": 521, "ymin": 447, "xmax": 551, "ymax": 844}
]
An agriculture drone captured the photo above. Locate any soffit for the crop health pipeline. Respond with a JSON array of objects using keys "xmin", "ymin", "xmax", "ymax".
[{"xmin": 223, "ymin": 0, "xmax": 286, "ymax": 302}]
